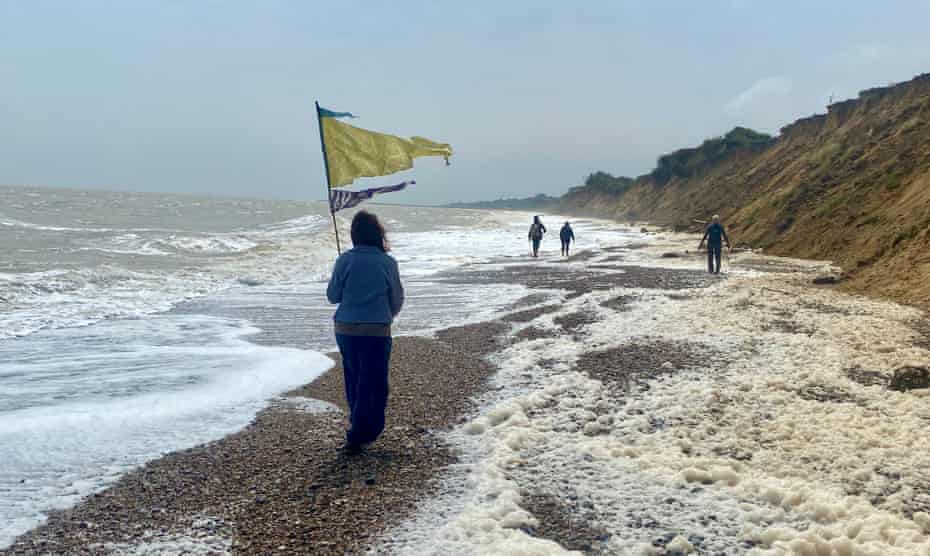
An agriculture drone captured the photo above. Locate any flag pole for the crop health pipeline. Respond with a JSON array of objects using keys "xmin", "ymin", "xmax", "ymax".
[{"xmin": 315, "ymin": 100, "xmax": 342, "ymax": 255}]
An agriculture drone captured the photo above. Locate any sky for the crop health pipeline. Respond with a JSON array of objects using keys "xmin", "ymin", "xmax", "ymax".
[{"xmin": 2, "ymin": 1, "xmax": 930, "ymax": 205}]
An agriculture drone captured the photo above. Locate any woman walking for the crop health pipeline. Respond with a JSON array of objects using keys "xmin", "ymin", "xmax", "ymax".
[{"xmin": 326, "ymin": 211, "xmax": 404, "ymax": 454}]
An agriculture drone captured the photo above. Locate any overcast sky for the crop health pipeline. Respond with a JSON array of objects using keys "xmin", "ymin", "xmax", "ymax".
[{"xmin": 2, "ymin": 1, "xmax": 930, "ymax": 205}]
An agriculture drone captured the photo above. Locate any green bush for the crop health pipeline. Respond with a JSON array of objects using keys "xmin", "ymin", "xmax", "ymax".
[
  {"xmin": 651, "ymin": 127, "xmax": 774, "ymax": 183},
  {"xmin": 581, "ymin": 171, "xmax": 636, "ymax": 194}
]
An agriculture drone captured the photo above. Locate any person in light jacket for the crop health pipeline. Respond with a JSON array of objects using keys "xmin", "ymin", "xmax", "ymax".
[{"xmin": 326, "ymin": 211, "xmax": 404, "ymax": 454}]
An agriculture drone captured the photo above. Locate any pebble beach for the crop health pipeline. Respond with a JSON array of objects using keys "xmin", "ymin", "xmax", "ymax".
[{"xmin": 6, "ymin": 231, "xmax": 930, "ymax": 555}]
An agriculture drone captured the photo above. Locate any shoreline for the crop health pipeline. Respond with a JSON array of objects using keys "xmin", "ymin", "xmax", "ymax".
[
  {"xmin": 0, "ymin": 210, "xmax": 612, "ymax": 551},
  {"xmin": 2, "ymin": 320, "xmax": 509, "ymax": 555},
  {"xmin": 0, "ymin": 245, "xmax": 598, "ymax": 554},
  {"xmin": 2, "ymin": 241, "xmax": 682, "ymax": 554},
  {"xmin": 7, "ymin": 235, "xmax": 930, "ymax": 554}
]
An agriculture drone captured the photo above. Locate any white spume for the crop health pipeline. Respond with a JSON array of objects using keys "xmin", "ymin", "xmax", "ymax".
[
  {"xmin": 0, "ymin": 204, "xmax": 632, "ymax": 551},
  {"xmin": 378, "ymin": 235, "xmax": 930, "ymax": 555}
]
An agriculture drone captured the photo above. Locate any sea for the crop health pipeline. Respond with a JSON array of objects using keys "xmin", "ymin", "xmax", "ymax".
[{"xmin": 0, "ymin": 185, "xmax": 637, "ymax": 546}]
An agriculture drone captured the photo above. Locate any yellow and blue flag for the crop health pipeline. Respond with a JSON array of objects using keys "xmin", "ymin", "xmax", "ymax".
[{"xmin": 318, "ymin": 106, "xmax": 453, "ymax": 187}]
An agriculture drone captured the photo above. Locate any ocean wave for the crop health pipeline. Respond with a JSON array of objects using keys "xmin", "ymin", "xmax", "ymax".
[
  {"xmin": 0, "ymin": 216, "xmax": 164, "ymax": 234},
  {"xmin": 0, "ymin": 216, "xmax": 340, "ymax": 338},
  {"xmin": 80, "ymin": 213, "xmax": 329, "ymax": 258},
  {"xmin": 0, "ymin": 267, "xmax": 217, "ymax": 339},
  {"xmin": 157, "ymin": 235, "xmax": 261, "ymax": 255},
  {"xmin": 102, "ymin": 233, "xmax": 262, "ymax": 256},
  {"xmin": 0, "ymin": 206, "xmax": 600, "ymax": 340},
  {"xmin": 260, "ymin": 213, "xmax": 328, "ymax": 236}
]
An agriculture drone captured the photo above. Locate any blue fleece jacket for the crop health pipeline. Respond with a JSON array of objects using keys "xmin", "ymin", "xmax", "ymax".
[{"xmin": 326, "ymin": 245, "xmax": 404, "ymax": 324}]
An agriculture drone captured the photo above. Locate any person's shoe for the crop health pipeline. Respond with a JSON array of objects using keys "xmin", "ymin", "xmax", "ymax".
[{"xmin": 338, "ymin": 442, "xmax": 364, "ymax": 456}]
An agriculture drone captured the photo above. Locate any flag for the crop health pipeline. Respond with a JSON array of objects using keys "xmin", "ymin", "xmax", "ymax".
[
  {"xmin": 318, "ymin": 107, "xmax": 357, "ymax": 119},
  {"xmin": 318, "ymin": 106, "xmax": 452, "ymax": 187},
  {"xmin": 329, "ymin": 181, "xmax": 413, "ymax": 213}
]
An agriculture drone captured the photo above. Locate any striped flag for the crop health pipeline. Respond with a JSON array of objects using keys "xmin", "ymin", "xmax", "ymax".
[{"xmin": 328, "ymin": 181, "xmax": 413, "ymax": 213}]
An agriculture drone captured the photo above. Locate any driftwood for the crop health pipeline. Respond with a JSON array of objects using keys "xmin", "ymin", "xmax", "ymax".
[
  {"xmin": 761, "ymin": 286, "xmax": 795, "ymax": 297},
  {"xmin": 684, "ymin": 219, "xmax": 707, "ymax": 234}
]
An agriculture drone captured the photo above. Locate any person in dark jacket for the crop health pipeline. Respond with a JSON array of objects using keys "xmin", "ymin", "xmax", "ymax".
[
  {"xmin": 326, "ymin": 211, "xmax": 404, "ymax": 455},
  {"xmin": 698, "ymin": 214, "xmax": 731, "ymax": 274},
  {"xmin": 559, "ymin": 221, "xmax": 575, "ymax": 257},
  {"xmin": 528, "ymin": 215, "xmax": 546, "ymax": 258}
]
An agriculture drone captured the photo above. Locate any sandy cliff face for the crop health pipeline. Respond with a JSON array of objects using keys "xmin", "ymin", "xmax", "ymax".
[{"xmin": 560, "ymin": 73, "xmax": 930, "ymax": 307}]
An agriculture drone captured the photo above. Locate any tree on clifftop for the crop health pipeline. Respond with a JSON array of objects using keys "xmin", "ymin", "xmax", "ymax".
[
  {"xmin": 652, "ymin": 127, "xmax": 773, "ymax": 183},
  {"xmin": 582, "ymin": 171, "xmax": 635, "ymax": 193}
]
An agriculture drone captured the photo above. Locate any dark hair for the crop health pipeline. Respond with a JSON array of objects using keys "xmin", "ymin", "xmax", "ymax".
[
  {"xmin": 533, "ymin": 215, "xmax": 541, "ymax": 224},
  {"xmin": 350, "ymin": 210, "xmax": 387, "ymax": 251}
]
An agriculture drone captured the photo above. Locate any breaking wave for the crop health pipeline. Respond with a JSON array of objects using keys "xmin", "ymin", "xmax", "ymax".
[{"xmin": 0, "ymin": 211, "xmax": 336, "ymax": 339}]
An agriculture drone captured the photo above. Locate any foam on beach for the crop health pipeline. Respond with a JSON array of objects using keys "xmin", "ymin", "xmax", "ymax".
[
  {"xmin": 0, "ymin": 315, "xmax": 332, "ymax": 547},
  {"xmin": 101, "ymin": 515, "xmax": 233, "ymax": 555},
  {"xmin": 10, "ymin": 201, "xmax": 927, "ymax": 554},
  {"xmin": 0, "ymin": 206, "xmax": 626, "ymax": 550},
  {"xmin": 379, "ymin": 241, "xmax": 930, "ymax": 555}
]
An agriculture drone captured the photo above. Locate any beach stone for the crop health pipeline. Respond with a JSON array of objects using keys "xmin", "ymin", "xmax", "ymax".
[
  {"xmin": 889, "ymin": 365, "xmax": 930, "ymax": 391},
  {"xmin": 661, "ymin": 252, "xmax": 681, "ymax": 258},
  {"xmin": 666, "ymin": 535, "xmax": 695, "ymax": 554},
  {"xmin": 812, "ymin": 275, "xmax": 841, "ymax": 285},
  {"xmin": 600, "ymin": 295, "xmax": 636, "ymax": 312}
]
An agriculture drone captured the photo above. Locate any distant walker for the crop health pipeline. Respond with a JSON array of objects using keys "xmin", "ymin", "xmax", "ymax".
[
  {"xmin": 528, "ymin": 216, "xmax": 547, "ymax": 258},
  {"xmin": 698, "ymin": 214, "xmax": 730, "ymax": 274},
  {"xmin": 560, "ymin": 221, "xmax": 575, "ymax": 257}
]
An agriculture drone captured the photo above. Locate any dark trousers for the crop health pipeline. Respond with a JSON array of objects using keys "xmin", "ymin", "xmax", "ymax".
[
  {"xmin": 335, "ymin": 334, "xmax": 392, "ymax": 446},
  {"xmin": 531, "ymin": 238, "xmax": 541, "ymax": 257},
  {"xmin": 707, "ymin": 244, "xmax": 723, "ymax": 274},
  {"xmin": 561, "ymin": 239, "xmax": 570, "ymax": 256}
]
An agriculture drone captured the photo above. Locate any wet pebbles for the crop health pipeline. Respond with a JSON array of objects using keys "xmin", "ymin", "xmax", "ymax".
[
  {"xmin": 441, "ymin": 264, "xmax": 716, "ymax": 297},
  {"xmin": 3, "ymin": 250, "xmax": 721, "ymax": 555},
  {"xmin": 575, "ymin": 340, "xmax": 720, "ymax": 394},
  {"xmin": 3, "ymin": 325, "xmax": 504, "ymax": 555},
  {"xmin": 520, "ymin": 493, "xmax": 611, "ymax": 554}
]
